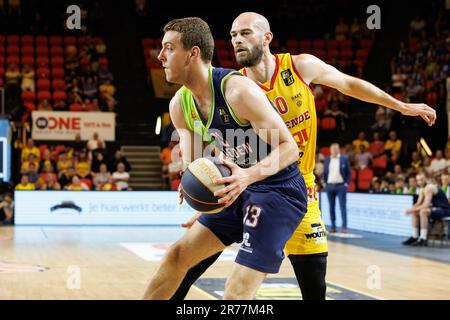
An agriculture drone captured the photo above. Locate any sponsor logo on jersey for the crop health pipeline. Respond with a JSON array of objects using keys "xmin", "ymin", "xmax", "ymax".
[
  {"xmin": 290, "ymin": 92, "xmax": 303, "ymax": 107},
  {"xmin": 218, "ymin": 107, "xmax": 230, "ymax": 124},
  {"xmin": 284, "ymin": 111, "xmax": 311, "ymax": 129},
  {"xmin": 281, "ymin": 69, "xmax": 294, "ymax": 86}
]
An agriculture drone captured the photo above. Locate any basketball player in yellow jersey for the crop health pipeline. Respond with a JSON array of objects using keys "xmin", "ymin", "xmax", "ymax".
[{"xmin": 172, "ymin": 12, "xmax": 436, "ymax": 301}]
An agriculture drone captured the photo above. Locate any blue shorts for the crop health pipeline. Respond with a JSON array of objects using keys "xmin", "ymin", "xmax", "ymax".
[
  {"xmin": 430, "ymin": 207, "xmax": 450, "ymax": 221},
  {"xmin": 198, "ymin": 163, "xmax": 307, "ymax": 273}
]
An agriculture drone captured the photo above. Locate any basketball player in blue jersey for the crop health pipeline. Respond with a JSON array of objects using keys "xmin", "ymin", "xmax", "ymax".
[
  {"xmin": 171, "ymin": 12, "xmax": 437, "ymax": 300},
  {"xmin": 142, "ymin": 17, "xmax": 308, "ymax": 300}
]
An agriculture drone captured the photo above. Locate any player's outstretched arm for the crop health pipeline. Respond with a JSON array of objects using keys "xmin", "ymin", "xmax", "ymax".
[
  {"xmin": 293, "ymin": 54, "xmax": 436, "ymax": 126},
  {"xmin": 213, "ymin": 75, "xmax": 298, "ymax": 207}
]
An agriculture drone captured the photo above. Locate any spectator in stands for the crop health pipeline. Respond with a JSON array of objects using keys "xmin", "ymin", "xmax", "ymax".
[
  {"xmin": 160, "ymin": 141, "xmax": 175, "ymax": 188},
  {"xmin": 168, "ymin": 143, "xmax": 183, "ymax": 191},
  {"xmin": 57, "ymin": 152, "xmax": 74, "ymax": 179},
  {"xmin": 70, "ymin": 133, "xmax": 85, "ymax": 156},
  {"xmin": 26, "ymin": 162, "xmax": 39, "ymax": 184},
  {"xmin": 376, "ymin": 106, "xmax": 394, "ymax": 132},
  {"xmin": 87, "ymin": 132, "xmax": 103, "ymax": 152},
  {"xmin": 429, "ymin": 150, "xmax": 447, "ymax": 174},
  {"xmin": 410, "ymin": 151, "xmax": 422, "ymax": 171},
  {"xmin": 89, "ymin": 98, "xmax": 102, "ymax": 112},
  {"xmin": 112, "ymin": 162, "xmax": 130, "ymax": 191},
  {"xmin": 410, "ymin": 15, "xmax": 426, "ymax": 38},
  {"xmin": 91, "ymin": 152, "xmax": 107, "ymax": 173},
  {"xmin": 368, "ymin": 131, "xmax": 385, "ymax": 157},
  {"xmin": 323, "ymin": 99, "xmax": 347, "ymax": 131},
  {"xmin": 99, "ymin": 79, "xmax": 115, "ymax": 97},
  {"xmin": 394, "ymin": 164, "xmax": 406, "ymax": 181},
  {"xmin": 405, "ymin": 78, "xmax": 423, "ymax": 103},
  {"xmin": 407, "ymin": 176, "xmax": 418, "ymax": 195},
  {"xmin": 384, "ymin": 130, "xmax": 402, "ymax": 157},
  {"xmin": 41, "ymin": 174, "xmax": 61, "ymax": 190},
  {"xmin": 5, "ymin": 63, "xmax": 21, "ymax": 102},
  {"xmin": 38, "ymin": 163, "xmax": 57, "ymax": 188},
  {"xmin": 395, "ymin": 178, "xmax": 408, "ymax": 194},
  {"xmin": 15, "ymin": 175, "xmax": 35, "ymax": 190},
  {"xmin": 440, "ymin": 173, "xmax": 450, "ymax": 201},
  {"xmin": 99, "ymin": 176, "xmax": 118, "ymax": 191},
  {"xmin": 403, "ymin": 173, "xmax": 450, "ymax": 247},
  {"xmin": 98, "ymin": 64, "xmax": 114, "ymax": 85},
  {"xmin": 74, "ymin": 151, "xmax": 92, "ymax": 180},
  {"xmin": 21, "ymin": 153, "xmax": 39, "ymax": 175},
  {"xmin": 54, "ymin": 99, "xmax": 68, "ymax": 111},
  {"xmin": 369, "ymin": 177, "xmax": 381, "ymax": 194},
  {"xmin": 0, "ymin": 193, "xmax": 14, "ymax": 225},
  {"xmin": 21, "ymin": 64, "xmax": 35, "ymax": 92},
  {"xmin": 38, "ymin": 99, "xmax": 52, "ymax": 111},
  {"xmin": 65, "ymin": 175, "xmax": 89, "ymax": 191},
  {"xmin": 21, "ymin": 138, "xmax": 40, "ymax": 161},
  {"xmin": 388, "ymin": 181, "xmax": 396, "ymax": 194},
  {"xmin": 350, "ymin": 18, "xmax": 361, "ymax": 41},
  {"xmin": 83, "ymin": 77, "xmax": 98, "ymax": 99},
  {"xmin": 108, "ymin": 150, "xmax": 131, "ymax": 172},
  {"xmin": 39, "ymin": 149, "xmax": 57, "ymax": 173},
  {"xmin": 93, "ymin": 163, "xmax": 111, "ymax": 190},
  {"xmin": 59, "ymin": 167, "xmax": 76, "ymax": 188},
  {"xmin": 379, "ymin": 179, "xmax": 390, "ymax": 194},
  {"xmin": 335, "ymin": 17, "xmax": 349, "ymax": 40},
  {"xmin": 323, "ymin": 143, "xmax": 351, "ymax": 233},
  {"xmin": 355, "ymin": 144, "xmax": 372, "ymax": 169},
  {"xmin": 391, "ymin": 66, "xmax": 407, "ymax": 88},
  {"xmin": 352, "ymin": 131, "xmax": 369, "ymax": 155}
]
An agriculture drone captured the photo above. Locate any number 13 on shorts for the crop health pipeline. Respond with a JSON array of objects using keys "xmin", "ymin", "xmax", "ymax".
[{"xmin": 244, "ymin": 205, "xmax": 261, "ymax": 228}]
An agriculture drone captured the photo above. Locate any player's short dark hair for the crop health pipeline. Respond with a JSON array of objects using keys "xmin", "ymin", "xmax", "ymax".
[{"xmin": 163, "ymin": 17, "xmax": 214, "ymax": 62}]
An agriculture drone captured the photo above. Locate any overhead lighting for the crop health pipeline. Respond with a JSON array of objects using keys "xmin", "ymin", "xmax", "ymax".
[
  {"xmin": 419, "ymin": 138, "xmax": 432, "ymax": 157},
  {"xmin": 155, "ymin": 116, "xmax": 161, "ymax": 135}
]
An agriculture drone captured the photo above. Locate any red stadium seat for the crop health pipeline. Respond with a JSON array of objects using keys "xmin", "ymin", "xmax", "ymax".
[
  {"xmin": 286, "ymin": 39, "xmax": 299, "ymax": 49},
  {"xmin": 37, "ymin": 91, "xmax": 52, "ymax": 103},
  {"xmin": 0, "ymin": 35, "xmax": 4, "ymax": 45},
  {"xmin": 52, "ymin": 91, "xmax": 67, "ymax": 103},
  {"xmin": 52, "ymin": 79, "xmax": 66, "ymax": 91},
  {"xmin": 99, "ymin": 57, "xmax": 109, "ymax": 66},
  {"xmin": 351, "ymin": 168, "xmax": 357, "ymax": 181},
  {"xmin": 21, "ymin": 35, "xmax": 34, "ymax": 46},
  {"xmin": 64, "ymin": 36, "xmax": 77, "ymax": 46},
  {"xmin": 80, "ymin": 179, "xmax": 93, "ymax": 190},
  {"xmin": 6, "ymin": 45, "xmax": 20, "ymax": 55},
  {"xmin": 357, "ymin": 168, "xmax": 373, "ymax": 191},
  {"xmin": 215, "ymin": 39, "xmax": 226, "ymax": 49},
  {"xmin": 50, "ymin": 46, "xmax": 64, "ymax": 57},
  {"xmin": 326, "ymin": 39, "xmax": 339, "ymax": 50},
  {"xmin": 6, "ymin": 55, "xmax": 20, "ymax": 65},
  {"xmin": 6, "ymin": 35, "xmax": 20, "ymax": 46},
  {"xmin": 340, "ymin": 50, "xmax": 353, "ymax": 60},
  {"xmin": 299, "ymin": 40, "xmax": 312, "ymax": 51},
  {"xmin": 313, "ymin": 39, "xmax": 325, "ymax": 50},
  {"xmin": 22, "ymin": 91, "xmax": 36, "ymax": 103},
  {"xmin": 0, "ymin": 67, "xmax": 4, "ymax": 77},
  {"xmin": 49, "ymin": 36, "xmax": 63, "ymax": 46},
  {"xmin": 21, "ymin": 56, "xmax": 35, "ymax": 66},
  {"xmin": 0, "ymin": 46, "xmax": 4, "ymax": 55},
  {"xmin": 356, "ymin": 49, "xmax": 369, "ymax": 60},
  {"xmin": 319, "ymin": 146, "xmax": 330, "ymax": 157},
  {"xmin": 338, "ymin": 39, "xmax": 352, "ymax": 50},
  {"xmin": 372, "ymin": 156, "xmax": 387, "ymax": 169},
  {"xmin": 36, "ymin": 46, "xmax": 49, "ymax": 56},
  {"xmin": 320, "ymin": 117, "xmax": 336, "ymax": 130},
  {"xmin": 37, "ymin": 67, "xmax": 50, "ymax": 78},
  {"xmin": 327, "ymin": 49, "xmax": 339, "ymax": 59},
  {"xmin": 24, "ymin": 103, "xmax": 36, "ymax": 111},
  {"xmin": 36, "ymin": 56, "xmax": 50, "ymax": 67},
  {"xmin": 361, "ymin": 39, "xmax": 373, "ymax": 49},
  {"xmin": 271, "ymin": 39, "xmax": 281, "ymax": 50},
  {"xmin": 36, "ymin": 79, "xmax": 50, "ymax": 91},
  {"xmin": 314, "ymin": 49, "xmax": 326, "ymax": 59},
  {"xmin": 69, "ymin": 103, "xmax": 84, "ymax": 112},
  {"xmin": 0, "ymin": 56, "xmax": 4, "ymax": 66},
  {"xmin": 51, "ymin": 56, "xmax": 64, "ymax": 68},
  {"xmin": 348, "ymin": 181, "xmax": 356, "ymax": 192},
  {"xmin": 51, "ymin": 68, "xmax": 65, "ymax": 79},
  {"xmin": 35, "ymin": 36, "xmax": 48, "ymax": 46},
  {"xmin": 21, "ymin": 45, "xmax": 34, "ymax": 56}
]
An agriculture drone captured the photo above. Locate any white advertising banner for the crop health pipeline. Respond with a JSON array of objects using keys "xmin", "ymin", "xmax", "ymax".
[
  {"xmin": 14, "ymin": 191, "xmax": 196, "ymax": 225},
  {"xmin": 31, "ymin": 111, "xmax": 116, "ymax": 141},
  {"xmin": 319, "ymin": 192, "xmax": 414, "ymax": 236}
]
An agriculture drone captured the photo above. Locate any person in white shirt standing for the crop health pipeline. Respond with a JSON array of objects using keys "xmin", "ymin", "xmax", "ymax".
[{"xmin": 323, "ymin": 143, "xmax": 351, "ymax": 233}]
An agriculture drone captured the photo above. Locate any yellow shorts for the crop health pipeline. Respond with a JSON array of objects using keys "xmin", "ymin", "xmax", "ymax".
[{"xmin": 285, "ymin": 175, "xmax": 328, "ymax": 256}]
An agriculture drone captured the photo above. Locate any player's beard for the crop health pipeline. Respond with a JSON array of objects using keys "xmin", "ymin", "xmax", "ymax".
[{"xmin": 236, "ymin": 43, "xmax": 264, "ymax": 67}]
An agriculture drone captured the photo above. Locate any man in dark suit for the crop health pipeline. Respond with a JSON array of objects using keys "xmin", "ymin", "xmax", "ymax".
[{"xmin": 323, "ymin": 143, "xmax": 351, "ymax": 233}]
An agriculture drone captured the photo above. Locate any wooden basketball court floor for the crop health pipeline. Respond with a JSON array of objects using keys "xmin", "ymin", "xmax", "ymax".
[{"xmin": 0, "ymin": 225, "xmax": 449, "ymax": 300}]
